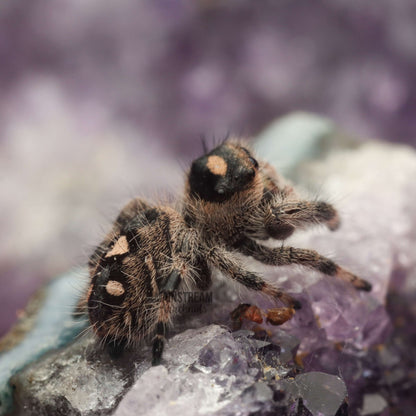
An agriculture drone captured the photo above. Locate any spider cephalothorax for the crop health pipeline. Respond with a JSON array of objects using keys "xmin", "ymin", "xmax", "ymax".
[
  {"xmin": 84, "ymin": 139, "xmax": 372, "ymax": 365},
  {"xmin": 188, "ymin": 142, "xmax": 259, "ymax": 203}
]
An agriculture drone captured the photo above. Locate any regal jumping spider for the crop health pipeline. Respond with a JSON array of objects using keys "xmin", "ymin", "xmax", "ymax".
[{"xmin": 84, "ymin": 140, "xmax": 371, "ymax": 365}]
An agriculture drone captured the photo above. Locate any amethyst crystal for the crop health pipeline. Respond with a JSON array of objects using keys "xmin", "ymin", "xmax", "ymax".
[{"xmin": 2, "ymin": 114, "xmax": 416, "ymax": 415}]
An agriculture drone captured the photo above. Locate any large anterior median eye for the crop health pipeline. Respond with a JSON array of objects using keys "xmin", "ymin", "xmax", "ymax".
[
  {"xmin": 240, "ymin": 146, "xmax": 259, "ymax": 169},
  {"xmin": 248, "ymin": 156, "xmax": 258, "ymax": 168}
]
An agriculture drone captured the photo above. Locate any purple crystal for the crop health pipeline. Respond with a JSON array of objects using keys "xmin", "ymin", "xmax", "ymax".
[{"xmin": 3, "ymin": 115, "xmax": 416, "ymax": 415}]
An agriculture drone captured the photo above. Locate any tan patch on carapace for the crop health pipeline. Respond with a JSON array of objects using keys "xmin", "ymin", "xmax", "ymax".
[
  {"xmin": 105, "ymin": 235, "xmax": 129, "ymax": 258},
  {"xmin": 207, "ymin": 155, "xmax": 227, "ymax": 176},
  {"xmin": 105, "ymin": 280, "xmax": 125, "ymax": 296}
]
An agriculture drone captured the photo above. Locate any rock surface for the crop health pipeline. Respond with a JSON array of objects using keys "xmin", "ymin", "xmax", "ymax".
[
  {"xmin": 10, "ymin": 333, "xmax": 147, "ymax": 416},
  {"xmin": 0, "ymin": 271, "xmax": 87, "ymax": 415},
  {"xmin": 1, "ymin": 113, "xmax": 416, "ymax": 415}
]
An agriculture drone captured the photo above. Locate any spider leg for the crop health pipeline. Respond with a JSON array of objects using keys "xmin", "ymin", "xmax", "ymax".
[
  {"xmin": 205, "ymin": 246, "xmax": 301, "ymax": 310},
  {"xmin": 194, "ymin": 256, "xmax": 212, "ymax": 291},
  {"xmin": 237, "ymin": 237, "xmax": 372, "ymax": 291},
  {"xmin": 173, "ymin": 227, "xmax": 213, "ymax": 291},
  {"xmin": 152, "ymin": 246, "xmax": 212, "ymax": 365},
  {"xmin": 152, "ymin": 254, "xmax": 201, "ymax": 365},
  {"xmin": 161, "ymin": 269, "xmax": 182, "ymax": 293},
  {"xmin": 151, "ymin": 269, "xmax": 181, "ymax": 366},
  {"xmin": 107, "ymin": 338, "xmax": 127, "ymax": 359},
  {"xmin": 265, "ymin": 200, "xmax": 340, "ymax": 239},
  {"xmin": 152, "ymin": 320, "xmax": 168, "ymax": 366}
]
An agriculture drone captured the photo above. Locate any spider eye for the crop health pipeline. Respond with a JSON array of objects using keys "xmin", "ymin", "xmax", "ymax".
[
  {"xmin": 240, "ymin": 146, "xmax": 258, "ymax": 168},
  {"xmin": 248, "ymin": 156, "xmax": 258, "ymax": 168}
]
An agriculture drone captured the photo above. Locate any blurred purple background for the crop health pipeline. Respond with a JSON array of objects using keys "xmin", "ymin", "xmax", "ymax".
[{"xmin": 1, "ymin": 0, "xmax": 415, "ymax": 337}]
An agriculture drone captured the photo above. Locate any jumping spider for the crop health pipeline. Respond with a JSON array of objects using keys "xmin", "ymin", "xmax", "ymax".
[{"xmin": 84, "ymin": 139, "xmax": 372, "ymax": 365}]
